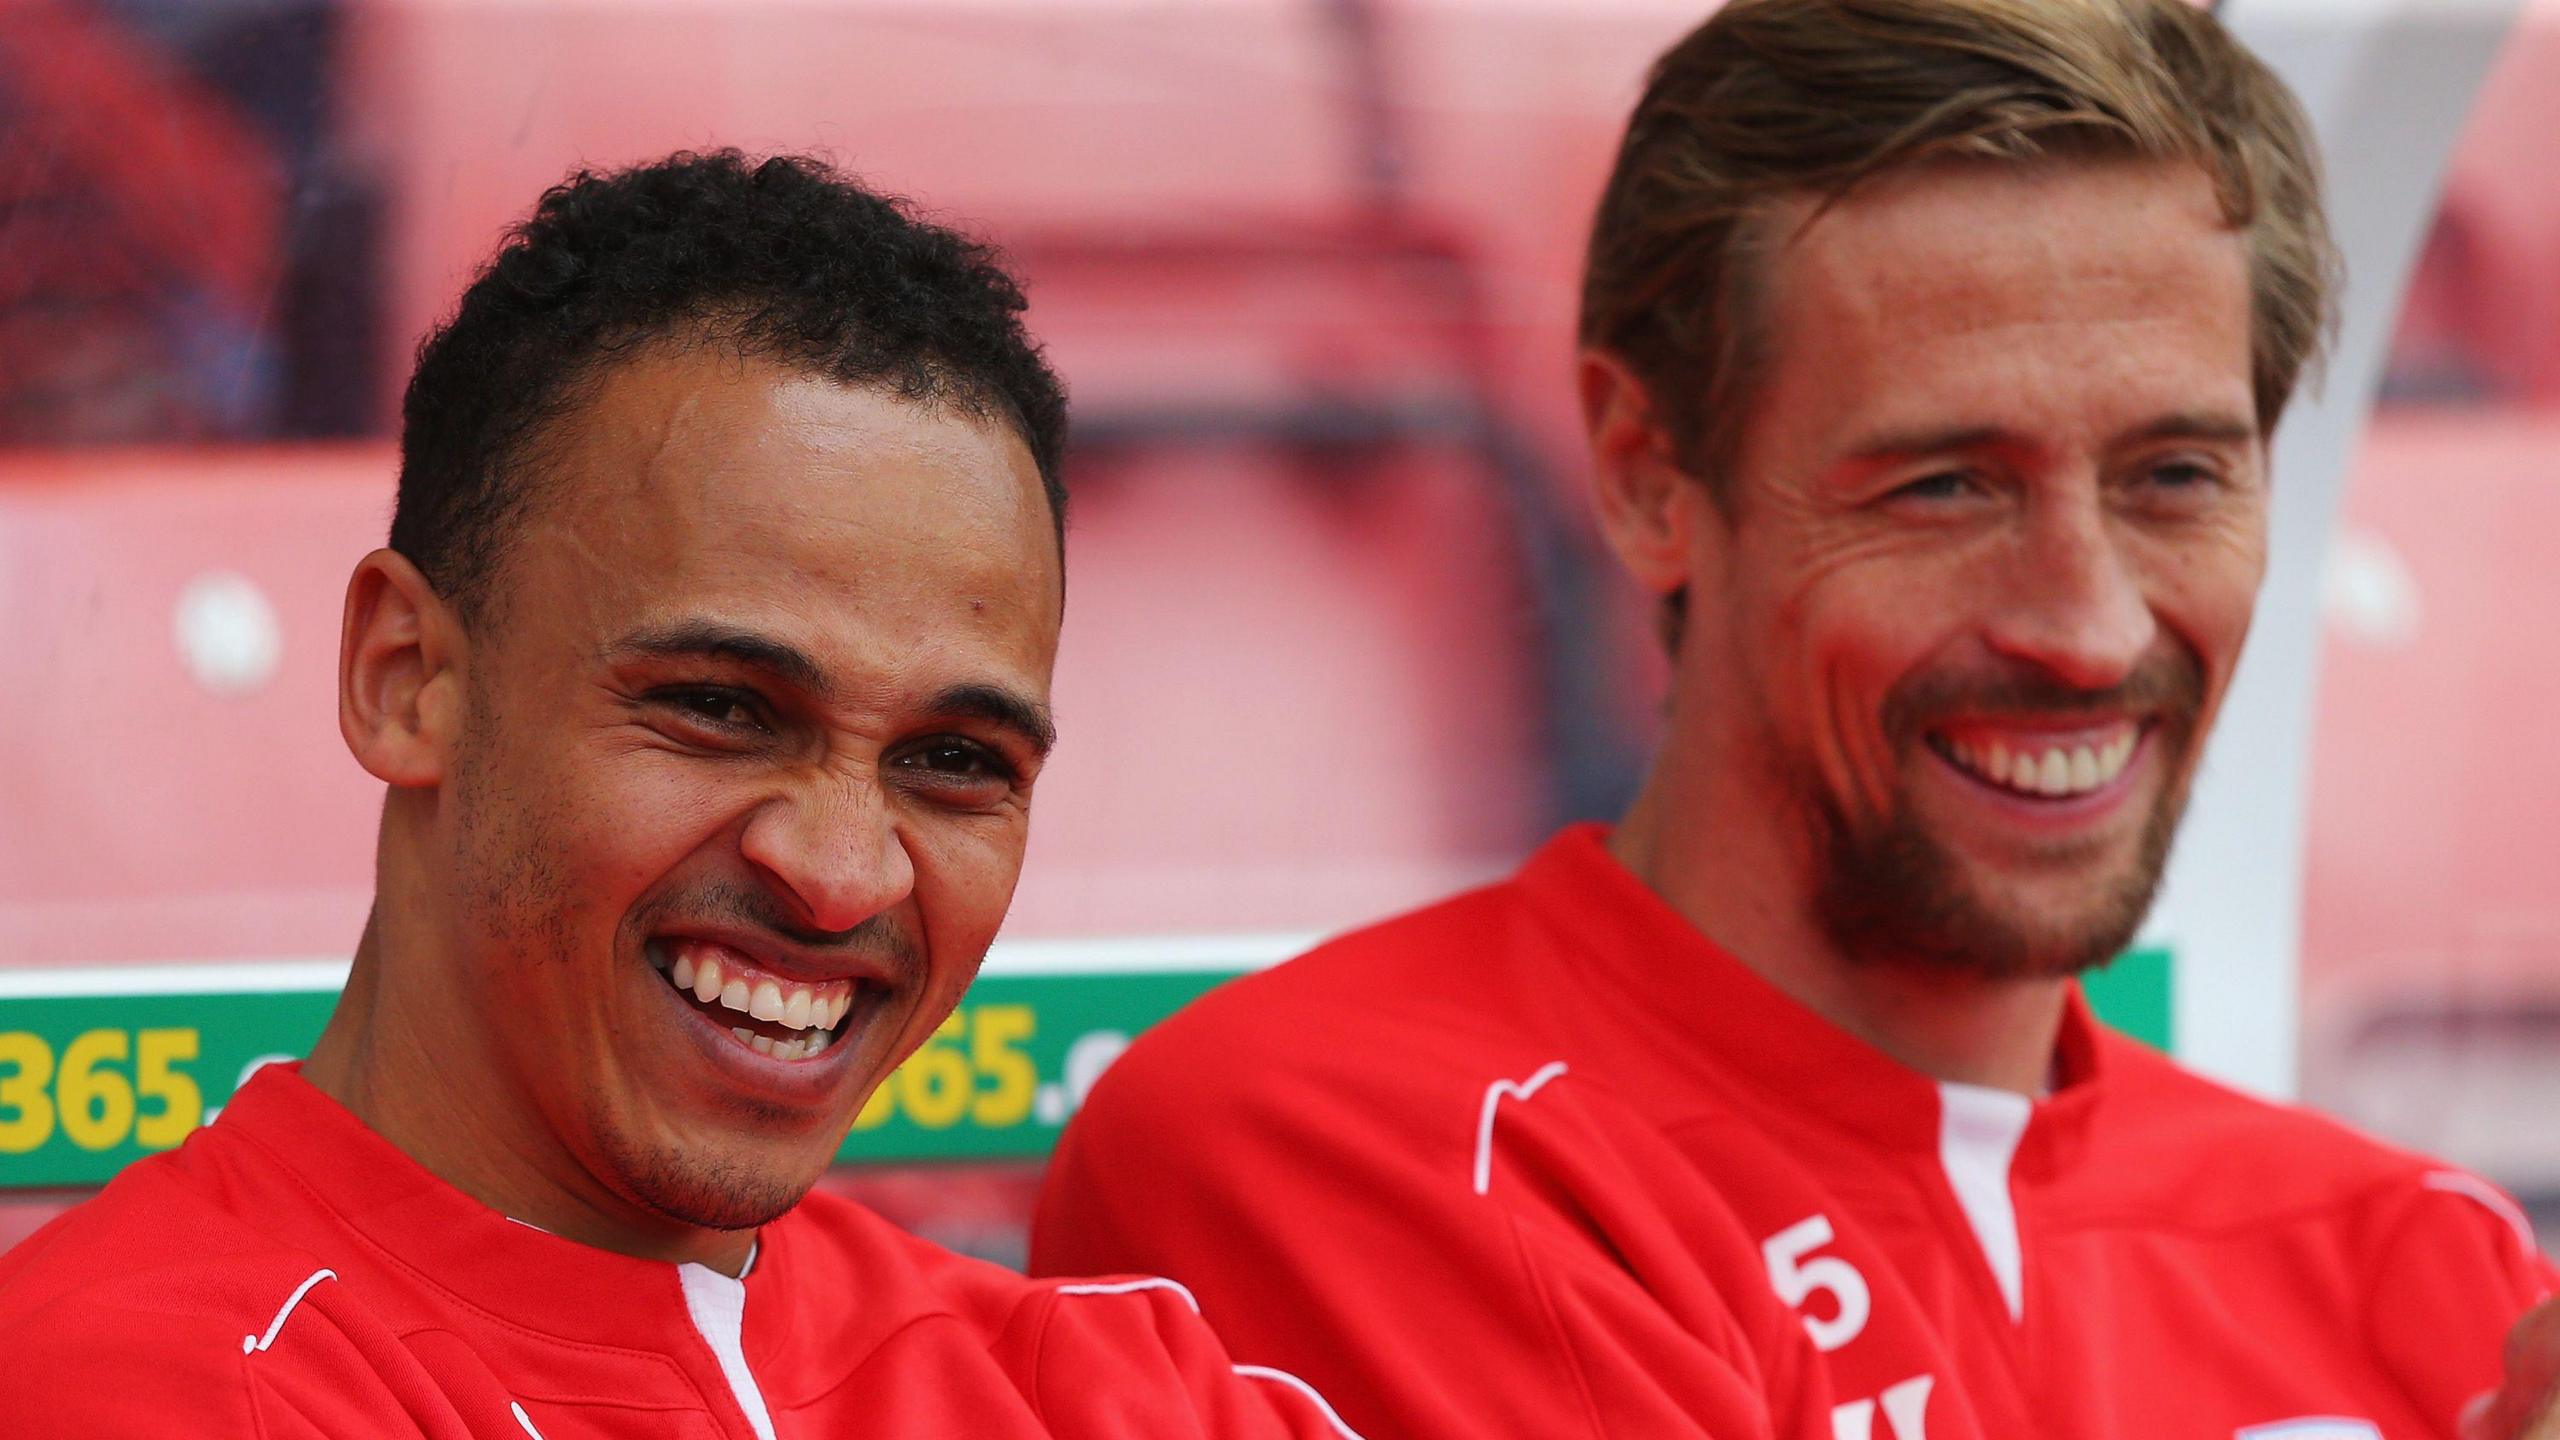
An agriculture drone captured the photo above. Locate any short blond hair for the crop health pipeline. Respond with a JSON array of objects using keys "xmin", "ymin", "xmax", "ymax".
[{"xmin": 1581, "ymin": 0, "xmax": 2338, "ymax": 493}]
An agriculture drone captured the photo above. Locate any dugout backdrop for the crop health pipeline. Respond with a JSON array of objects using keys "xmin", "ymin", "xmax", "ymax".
[{"xmin": 0, "ymin": 0, "xmax": 2524, "ymax": 1197}]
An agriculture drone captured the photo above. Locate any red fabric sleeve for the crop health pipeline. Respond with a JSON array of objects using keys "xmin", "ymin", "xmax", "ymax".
[
  {"xmin": 2363, "ymin": 1171, "xmax": 2559, "ymax": 1435},
  {"xmin": 6, "ymin": 1261, "xmax": 482, "ymax": 1439},
  {"xmin": 1031, "ymin": 1279, "xmax": 1361, "ymax": 1438},
  {"xmin": 1030, "ymin": 1009, "xmax": 1813, "ymax": 1440}
]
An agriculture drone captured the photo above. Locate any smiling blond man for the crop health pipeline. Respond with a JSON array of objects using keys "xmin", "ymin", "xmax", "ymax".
[
  {"xmin": 0, "ymin": 151, "xmax": 1352, "ymax": 1440},
  {"xmin": 1034, "ymin": 4, "xmax": 2554, "ymax": 1437}
]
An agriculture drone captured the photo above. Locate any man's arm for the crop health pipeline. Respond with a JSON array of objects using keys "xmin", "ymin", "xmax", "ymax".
[
  {"xmin": 2365, "ymin": 1171, "xmax": 2560, "ymax": 1437},
  {"xmin": 2465, "ymin": 1299, "xmax": 2560, "ymax": 1440},
  {"xmin": 1031, "ymin": 1013, "xmax": 1821, "ymax": 1440},
  {"xmin": 1028, "ymin": 1277, "xmax": 1370, "ymax": 1438},
  {"xmin": 7, "ymin": 1264, "xmax": 476, "ymax": 1439}
]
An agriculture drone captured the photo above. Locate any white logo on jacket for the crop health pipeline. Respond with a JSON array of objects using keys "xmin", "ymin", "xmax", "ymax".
[{"xmin": 2234, "ymin": 1419, "xmax": 2381, "ymax": 1440}]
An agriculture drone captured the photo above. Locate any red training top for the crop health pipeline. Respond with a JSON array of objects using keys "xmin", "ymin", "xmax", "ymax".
[
  {"xmin": 1033, "ymin": 825, "xmax": 2553, "ymax": 1440},
  {"xmin": 0, "ymin": 1063, "xmax": 1357, "ymax": 1440}
]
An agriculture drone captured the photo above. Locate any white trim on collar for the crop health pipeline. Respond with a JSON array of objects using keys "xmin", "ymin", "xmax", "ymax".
[
  {"xmin": 1936, "ymin": 1081, "xmax": 2034, "ymax": 1322},
  {"xmin": 679, "ymin": 1257, "xmax": 777, "ymax": 1440}
]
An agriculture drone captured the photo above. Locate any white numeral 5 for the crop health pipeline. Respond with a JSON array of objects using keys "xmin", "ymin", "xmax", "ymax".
[{"xmin": 1761, "ymin": 1214, "xmax": 1872, "ymax": 1353}]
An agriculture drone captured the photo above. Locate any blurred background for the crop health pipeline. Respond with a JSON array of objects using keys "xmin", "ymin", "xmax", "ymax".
[{"xmin": 1, "ymin": 0, "xmax": 2554, "ymax": 1266}]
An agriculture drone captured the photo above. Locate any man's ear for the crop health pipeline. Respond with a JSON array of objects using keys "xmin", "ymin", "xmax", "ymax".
[
  {"xmin": 1579, "ymin": 348, "xmax": 1708, "ymax": 599},
  {"xmin": 338, "ymin": 549, "xmax": 466, "ymax": 788}
]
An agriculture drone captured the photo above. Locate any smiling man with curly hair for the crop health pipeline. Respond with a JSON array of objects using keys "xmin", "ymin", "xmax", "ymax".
[{"xmin": 0, "ymin": 150, "xmax": 1354, "ymax": 1440}]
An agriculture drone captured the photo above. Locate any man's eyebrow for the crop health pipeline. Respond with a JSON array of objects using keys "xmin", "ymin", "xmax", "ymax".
[
  {"xmin": 929, "ymin": 683, "xmax": 1057, "ymax": 758},
  {"xmin": 1841, "ymin": 411, "xmax": 2260, "ymax": 466},
  {"xmin": 1841, "ymin": 423, "xmax": 2014, "ymax": 465},
  {"xmin": 605, "ymin": 622, "xmax": 830, "ymax": 696},
  {"xmin": 2116, "ymin": 410, "xmax": 2260, "ymax": 447}
]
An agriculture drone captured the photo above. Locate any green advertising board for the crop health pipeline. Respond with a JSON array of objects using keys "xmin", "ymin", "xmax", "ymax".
[{"xmin": 0, "ymin": 938, "xmax": 2174, "ymax": 1190}]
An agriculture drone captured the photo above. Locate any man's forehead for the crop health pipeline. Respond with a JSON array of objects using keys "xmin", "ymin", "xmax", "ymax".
[
  {"xmin": 1774, "ymin": 158, "xmax": 2246, "ymax": 333},
  {"xmin": 1748, "ymin": 158, "xmax": 2255, "ymax": 450},
  {"xmin": 492, "ymin": 348, "xmax": 1061, "ymax": 670}
]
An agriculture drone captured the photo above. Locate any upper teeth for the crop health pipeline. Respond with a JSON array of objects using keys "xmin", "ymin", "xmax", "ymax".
[
  {"xmin": 663, "ymin": 943, "xmax": 856, "ymax": 1038},
  {"xmin": 1943, "ymin": 726, "xmax": 2139, "ymax": 799}
]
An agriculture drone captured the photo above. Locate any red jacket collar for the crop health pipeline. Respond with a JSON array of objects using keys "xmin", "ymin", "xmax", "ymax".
[
  {"xmin": 216, "ymin": 1062, "xmax": 722, "ymax": 1346},
  {"xmin": 1511, "ymin": 823, "xmax": 2111, "ymax": 1157}
]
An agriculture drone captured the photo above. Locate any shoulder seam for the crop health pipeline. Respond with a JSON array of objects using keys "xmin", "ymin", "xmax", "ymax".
[
  {"xmin": 2051, "ymin": 1162, "xmax": 2462, "ymax": 1241},
  {"xmin": 2420, "ymin": 1170, "xmax": 2542, "ymax": 1265},
  {"xmin": 1232, "ymin": 1362, "xmax": 1369, "ymax": 1440},
  {"xmin": 1051, "ymin": 1275, "xmax": 1204, "ymax": 1313}
]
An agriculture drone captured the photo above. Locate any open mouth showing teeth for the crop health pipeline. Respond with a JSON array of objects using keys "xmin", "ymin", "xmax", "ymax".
[
  {"xmin": 1929, "ymin": 722, "xmax": 2143, "ymax": 800},
  {"xmin": 648, "ymin": 938, "xmax": 863, "ymax": 1063}
]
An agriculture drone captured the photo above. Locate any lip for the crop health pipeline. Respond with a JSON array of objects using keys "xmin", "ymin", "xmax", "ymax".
[
  {"xmin": 1930, "ymin": 713, "xmax": 2144, "ymax": 753},
  {"xmin": 644, "ymin": 925, "xmax": 902, "ymax": 991},
  {"xmin": 1924, "ymin": 721, "xmax": 2156, "ymax": 830}
]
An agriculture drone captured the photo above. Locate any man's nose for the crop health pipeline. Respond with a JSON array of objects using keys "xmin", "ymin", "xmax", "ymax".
[
  {"xmin": 737, "ymin": 769, "xmax": 917, "ymax": 936},
  {"xmin": 1982, "ymin": 492, "xmax": 2158, "ymax": 692}
]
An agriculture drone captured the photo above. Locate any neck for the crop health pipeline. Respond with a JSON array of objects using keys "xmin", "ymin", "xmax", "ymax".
[
  {"xmin": 304, "ymin": 901, "xmax": 754, "ymax": 1277},
  {"xmin": 1611, "ymin": 765, "xmax": 2068, "ymax": 1097}
]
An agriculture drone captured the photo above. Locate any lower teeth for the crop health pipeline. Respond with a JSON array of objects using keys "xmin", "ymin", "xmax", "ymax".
[{"xmin": 727, "ymin": 1026, "xmax": 831, "ymax": 1061}]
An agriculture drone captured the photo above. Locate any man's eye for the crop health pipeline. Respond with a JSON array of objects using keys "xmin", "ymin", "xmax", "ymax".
[
  {"xmin": 896, "ymin": 739, "xmax": 1017, "ymax": 785},
  {"xmin": 659, "ymin": 687, "xmax": 767, "ymax": 732},
  {"xmin": 2147, "ymin": 460, "xmax": 2217, "ymax": 488},
  {"xmin": 1888, "ymin": 470, "xmax": 1976, "ymax": 504}
]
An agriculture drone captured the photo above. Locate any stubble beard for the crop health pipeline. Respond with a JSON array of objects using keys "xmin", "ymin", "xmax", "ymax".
[
  {"xmin": 1808, "ymin": 767, "xmax": 2186, "ymax": 981},
  {"xmin": 597, "ymin": 1127, "xmax": 814, "ymax": 1233},
  {"xmin": 1803, "ymin": 652, "xmax": 2207, "ymax": 982}
]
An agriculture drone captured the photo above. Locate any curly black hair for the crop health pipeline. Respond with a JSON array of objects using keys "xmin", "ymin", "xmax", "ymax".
[{"xmin": 390, "ymin": 149, "xmax": 1067, "ymax": 618}]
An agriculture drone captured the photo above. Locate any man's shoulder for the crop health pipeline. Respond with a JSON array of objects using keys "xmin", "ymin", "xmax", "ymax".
[
  {"xmin": 0, "ymin": 1155, "xmax": 378, "ymax": 1434},
  {"xmin": 0, "ymin": 1144, "xmax": 337, "ymax": 1333},
  {"xmin": 1051, "ymin": 874, "xmax": 1640, "ymax": 1232},
  {"xmin": 1122, "ymin": 875, "xmax": 1557, "ymax": 1079},
  {"xmin": 2091, "ymin": 1031, "xmax": 2526, "ymax": 1236},
  {"xmin": 779, "ymin": 1194, "xmax": 1345, "ymax": 1434},
  {"xmin": 778, "ymin": 1187, "xmax": 1204, "ymax": 1340},
  {"xmin": 776, "ymin": 1185, "xmax": 1058, "ymax": 1327}
]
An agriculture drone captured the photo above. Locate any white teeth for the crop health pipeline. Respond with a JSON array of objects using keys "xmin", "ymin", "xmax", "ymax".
[
  {"xmin": 711, "ymin": 1019, "xmax": 837, "ymax": 1060},
  {"xmin": 661, "ymin": 943, "xmax": 859, "ymax": 1051},
  {"xmin": 2033, "ymin": 748, "xmax": 2066, "ymax": 795},
  {"xmin": 1942, "ymin": 725, "xmax": 2141, "ymax": 799}
]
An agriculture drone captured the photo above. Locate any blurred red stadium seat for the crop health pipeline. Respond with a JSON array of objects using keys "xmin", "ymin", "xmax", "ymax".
[
  {"xmin": 2390, "ymin": 0, "xmax": 2560, "ymax": 403},
  {"xmin": 0, "ymin": 447, "xmax": 389, "ymax": 971},
  {"xmin": 2304, "ymin": 412, "xmax": 2560, "ymax": 1005}
]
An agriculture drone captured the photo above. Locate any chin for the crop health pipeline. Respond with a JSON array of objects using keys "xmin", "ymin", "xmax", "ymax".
[
  {"xmin": 599, "ymin": 1123, "xmax": 833, "ymax": 1233},
  {"xmin": 1817, "ymin": 827, "xmax": 2167, "ymax": 981}
]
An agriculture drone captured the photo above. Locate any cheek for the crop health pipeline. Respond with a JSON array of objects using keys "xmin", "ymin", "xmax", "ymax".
[
  {"xmin": 2142, "ymin": 525, "xmax": 2267, "ymax": 678},
  {"xmin": 535, "ymin": 744, "xmax": 751, "ymax": 903},
  {"xmin": 904, "ymin": 820, "xmax": 1029, "ymax": 976},
  {"xmin": 1771, "ymin": 559, "xmax": 1961, "ymax": 734}
]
